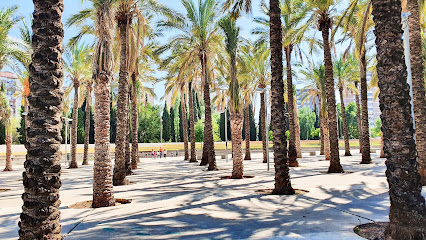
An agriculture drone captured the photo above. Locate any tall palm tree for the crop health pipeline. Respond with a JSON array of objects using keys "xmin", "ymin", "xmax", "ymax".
[
  {"xmin": 220, "ymin": 16, "xmax": 244, "ymax": 179},
  {"xmin": 64, "ymin": 43, "xmax": 92, "ymax": 169},
  {"xmin": 337, "ymin": 0, "xmax": 373, "ymax": 162},
  {"xmin": 333, "ymin": 55, "xmax": 355, "ymax": 156},
  {"xmin": 19, "ymin": 0, "xmax": 64, "ymax": 238},
  {"xmin": 406, "ymin": 0, "xmax": 426, "ymax": 185},
  {"xmin": 309, "ymin": 0, "xmax": 344, "ymax": 173},
  {"xmin": 91, "ymin": 0, "xmax": 116, "ymax": 208},
  {"xmin": 0, "ymin": 83, "xmax": 12, "ymax": 171},
  {"xmin": 159, "ymin": 0, "xmax": 221, "ymax": 170},
  {"xmin": 371, "ymin": 0, "xmax": 426, "ymax": 238}
]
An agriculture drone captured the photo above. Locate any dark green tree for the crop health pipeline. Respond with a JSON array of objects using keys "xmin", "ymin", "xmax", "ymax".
[
  {"xmin": 162, "ymin": 103, "xmax": 170, "ymax": 142},
  {"xmin": 258, "ymin": 112, "xmax": 262, "ymax": 141},
  {"xmin": 179, "ymin": 101, "xmax": 184, "ymax": 142},
  {"xmin": 220, "ymin": 112, "xmax": 225, "ymax": 141},
  {"xmin": 249, "ymin": 104, "xmax": 256, "ymax": 141},
  {"xmin": 138, "ymin": 103, "xmax": 161, "ymax": 143},
  {"xmin": 110, "ymin": 94, "xmax": 117, "ymax": 143},
  {"xmin": 170, "ymin": 106, "xmax": 176, "ymax": 142}
]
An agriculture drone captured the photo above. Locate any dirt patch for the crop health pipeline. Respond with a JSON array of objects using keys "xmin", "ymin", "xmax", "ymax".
[
  {"xmin": 319, "ymin": 171, "xmax": 354, "ymax": 174},
  {"xmin": 220, "ymin": 176, "xmax": 255, "ymax": 179},
  {"xmin": 255, "ymin": 189, "xmax": 309, "ymax": 195},
  {"xmin": 354, "ymin": 222, "xmax": 388, "ymax": 240},
  {"xmin": 68, "ymin": 198, "xmax": 132, "ymax": 209},
  {"xmin": 0, "ymin": 189, "xmax": 11, "ymax": 192}
]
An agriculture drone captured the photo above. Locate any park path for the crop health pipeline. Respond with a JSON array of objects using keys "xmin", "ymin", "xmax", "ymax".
[{"xmin": 1, "ymin": 151, "xmax": 423, "ymax": 239}]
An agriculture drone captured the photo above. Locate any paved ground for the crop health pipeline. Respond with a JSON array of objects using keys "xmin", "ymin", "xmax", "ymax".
[{"xmin": 1, "ymin": 150, "xmax": 425, "ymax": 239}]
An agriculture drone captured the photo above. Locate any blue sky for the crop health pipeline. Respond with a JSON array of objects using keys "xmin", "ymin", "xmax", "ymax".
[{"xmin": 1, "ymin": 0, "xmax": 352, "ymax": 110}]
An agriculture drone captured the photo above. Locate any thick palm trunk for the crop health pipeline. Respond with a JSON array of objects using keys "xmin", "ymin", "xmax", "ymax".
[
  {"xmin": 371, "ymin": 1, "xmax": 426, "ymax": 238},
  {"xmin": 355, "ymin": 81, "xmax": 363, "ymax": 153},
  {"xmin": 3, "ymin": 132, "xmax": 12, "ymax": 171},
  {"xmin": 372, "ymin": 0, "xmax": 426, "ymax": 236},
  {"xmin": 407, "ymin": 0, "xmax": 426, "ymax": 185},
  {"xmin": 230, "ymin": 114, "xmax": 244, "ymax": 179},
  {"xmin": 180, "ymin": 93, "xmax": 189, "ymax": 160},
  {"xmin": 200, "ymin": 54, "xmax": 217, "ymax": 170},
  {"xmin": 294, "ymin": 101, "xmax": 302, "ymax": 158},
  {"xmin": 69, "ymin": 84, "xmax": 79, "ymax": 168},
  {"xmin": 359, "ymin": 53, "xmax": 372, "ymax": 164},
  {"xmin": 319, "ymin": 21, "xmax": 344, "ymax": 173},
  {"xmin": 269, "ymin": 0, "xmax": 294, "ymax": 195},
  {"xmin": 260, "ymin": 90, "xmax": 268, "ymax": 163},
  {"xmin": 339, "ymin": 86, "xmax": 351, "ymax": 156},
  {"xmin": 82, "ymin": 82, "xmax": 92, "ymax": 165},
  {"xmin": 130, "ymin": 73, "xmax": 138, "ymax": 169},
  {"xmin": 113, "ymin": 15, "xmax": 130, "ymax": 186},
  {"xmin": 19, "ymin": 0, "xmax": 64, "ymax": 238},
  {"xmin": 92, "ymin": 1, "xmax": 115, "ymax": 208},
  {"xmin": 244, "ymin": 104, "xmax": 251, "ymax": 160},
  {"xmin": 188, "ymin": 82, "xmax": 197, "ymax": 162},
  {"xmin": 323, "ymin": 115, "xmax": 331, "ymax": 160},
  {"xmin": 285, "ymin": 45, "xmax": 299, "ymax": 167},
  {"xmin": 125, "ymin": 103, "xmax": 131, "ymax": 176}
]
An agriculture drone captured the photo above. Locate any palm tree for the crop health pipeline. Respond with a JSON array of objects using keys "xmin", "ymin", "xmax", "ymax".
[
  {"xmin": 19, "ymin": 0, "xmax": 64, "ymax": 238},
  {"xmin": 371, "ymin": 0, "xmax": 426, "ymax": 238},
  {"xmin": 64, "ymin": 43, "xmax": 92, "ymax": 169},
  {"xmin": 309, "ymin": 0, "xmax": 344, "ymax": 173},
  {"xmin": 220, "ymin": 16, "xmax": 244, "ymax": 179},
  {"xmin": 406, "ymin": 0, "xmax": 426, "ymax": 185},
  {"xmin": 0, "ymin": 83, "xmax": 12, "ymax": 171},
  {"xmin": 159, "ymin": 0, "xmax": 221, "ymax": 170},
  {"xmin": 333, "ymin": 55, "xmax": 355, "ymax": 156},
  {"xmin": 91, "ymin": 0, "xmax": 116, "ymax": 208}
]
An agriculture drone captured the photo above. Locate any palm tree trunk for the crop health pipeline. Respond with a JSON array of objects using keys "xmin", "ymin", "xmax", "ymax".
[
  {"xmin": 260, "ymin": 90, "xmax": 268, "ymax": 163},
  {"xmin": 323, "ymin": 115, "xmax": 331, "ymax": 160},
  {"xmin": 82, "ymin": 81, "xmax": 92, "ymax": 165},
  {"xmin": 3, "ymin": 130, "xmax": 12, "ymax": 171},
  {"xmin": 92, "ymin": 0, "xmax": 115, "ymax": 208},
  {"xmin": 125, "ymin": 99, "xmax": 131, "ymax": 176},
  {"xmin": 294, "ymin": 101, "xmax": 302, "ymax": 158},
  {"xmin": 244, "ymin": 104, "xmax": 251, "ymax": 160},
  {"xmin": 180, "ymin": 92, "xmax": 189, "ymax": 161},
  {"xmin": 407, "ymin": 0, "xmax": 426, "ymax": 185},
  {"xmin": 188, "ymin": 82, "xmax": 197, "ymax": 162},
  {"xmin": 269, "ymin": 0, "xmax": 294, "ymax": 195},
  {"xmin": 339, "ymin": 86, "xmax": 351, "ymax": 156},
  {"xmin": 230, "ymin": 114, "xmax": 244, "ymax": 178},
  {"xmin": 285, "ymin": 45, "xmax": 299, "ymax": 167},
  {"xmin": 19, "ymin": 0, "xmax": 64, "ymax": 237},
  {"xmin": 320, "ymin": 20, "xmax": 344, "ymax": 173},
  {"xmin": 69, "ymin": 84, "xmax": 79, "ymax": 168},
  {"xmin": 359, "ymin": 52, "xmax": 372, "ymax": 164},
  {"xmin": 355, "ymin": 81, "xmax": 363, "ymax": 153},
  {"xmin": 200, "ymin": 53, "xmax": 217, "ymax": 170},
  {"xmin": 130, "ymin": 73, "xmax": 138, "ymax": 169},
  {"xmin": 371, "ymin": 1, "xmax": 426, "ymax": 238},
  {"xmin": 113, "ymin": 14, "xmax": 130, "ymax": 186}
]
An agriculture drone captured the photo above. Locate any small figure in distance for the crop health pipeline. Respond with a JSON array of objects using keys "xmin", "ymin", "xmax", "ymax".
[{"xmin": 164, "ymin": 149, "xmax": 167, "ymax": 158}]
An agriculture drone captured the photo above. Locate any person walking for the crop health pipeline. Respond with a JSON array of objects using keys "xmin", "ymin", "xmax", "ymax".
[
  {"xmin": 151, "ymin": 149, "xmax": 155, "ymax": 159},
  {"xmin": 159, "ymin": 147, "xmax": 163, "ymax": 159},
  {"xmin": 164, "ymin": 149, "xmax": 167, "ymax": 158}
]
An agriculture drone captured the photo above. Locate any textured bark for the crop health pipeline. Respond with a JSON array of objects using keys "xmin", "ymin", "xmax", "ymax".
[
  {"xmin": 113, "ymin": 14, "xmax": 130, "ymax": 186},
  {"xmin": 269, "ymin": 0, "xmax": 294, "ymax": 195},
  {"xmin": 260, "ymin": 90, "xmax": 268, "ymax": 163},
  {"xmin": 181, "ymin": 92, "xmax": 189, "ymax": 161},
  {"xmin": 69, "ymin": 84, "xmax": 79, "ymax": 168},
  {"xmin": 360, "ymin": 52, "xmax": 372, "ymax": 164},
  {"xmin": 3, "ymin": 133, "xmax": 12, "ymax": 171},
  {"xmin": 188, "ymin": 82, "xmax": 197, "ymax": 162},
  {"xmin": 319, "ymin": 19, "xmax": 344, "ymax": 173},
  {"xmin": 82, "ymin": 81, "xmax": 92, "ymax": 165},
  {"xmin": 231, "ymin": 114, "xmax": 244, "ymax": 179},
  {"xmin": 339, "ymin": 86, "xmax": 351, "ymax": 156},
  {"xmin": 92, "ymin": 0, "xmax": 115, "ymax": 208},
  {"xmin": 19, "ymin": 0, "xmax": 64, "ymax": 238},
  {"xmin": 323, "ymin": 116, "xmax": 331, "ymax": 161},
  {"xmin": 125, "ymin": 102, "xmax": 131, "ymax": 176},
  {"xmin": 355, "ymin": 81, "xmax": 363, "ymax": 153},
  {"xmin": 285, "ymin": 45, "xmax": 299, "ymax": 167},
  {"xmin": 244, "ymin": 104, "xmax": 251, "ymax": 160},
  {"xmin": 294, "ymin": 102, "xmax": 302, "ymax": 158},
  {"xmin": 407, "ymin": 0, "xmax": 426, "ymax": 185},
  {"xmin": 130, "ymin": 73, "xmax": 138, "ymax": 169},
  {"xmin": 372, "ymin": 1, "xmax": 426, "ymax": 238},
  {"xmin": 200, "ymin": 53, "xmax": 217, "ymax": 170}
]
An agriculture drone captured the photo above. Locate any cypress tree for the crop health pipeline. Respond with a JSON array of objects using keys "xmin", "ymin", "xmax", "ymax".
[
  {"xmin": 226, "ymin": 108, "xmax": 231, "ymax": 140},
  {"xmin": 220, "ymin": 112, "xmax": 225, "ymax": 141},
  {"xmin": 249, "ymin": 104, "xmax": 256, "ymax": 141},
  {"xmin": 179, "ymin": 101, "xmax": 183, "ymax": 142},
  {"xmin": 195, "ymin": 92, "xmax": 201, "ymax": 120},
  {"xmin": 170, "ymin": 106, "xmax": 176, "ymax": 142},
  {"xmin": 258, "ymin": 112, "xmax": 262, "ymax": 141},
  {"xmin": 162, "ymin": 103, "xmax": 170, "ymax": 142}
]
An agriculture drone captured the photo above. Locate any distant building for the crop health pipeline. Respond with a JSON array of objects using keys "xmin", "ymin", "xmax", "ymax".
[
  {"xmin": 0, "ymin": 71, "xmax": 20, "ymax": 116},
  {"xmin": 342, "ymin": 74, "xmax": 381, "ymax": 128}
]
